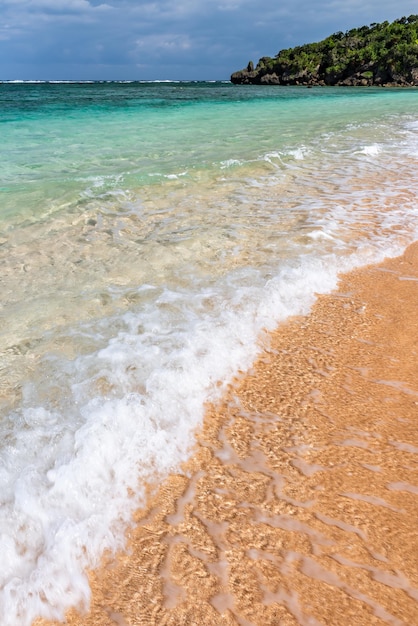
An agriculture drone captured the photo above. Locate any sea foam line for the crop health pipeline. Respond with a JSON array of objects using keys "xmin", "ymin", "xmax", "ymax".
[{"xmin": 0, "ymin": 246, "xmax": 390, "ymax": 626}]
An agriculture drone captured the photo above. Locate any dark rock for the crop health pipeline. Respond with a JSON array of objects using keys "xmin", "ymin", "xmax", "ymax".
[{"xmin": 260, "ymin": 73, "xmax": 281, "ymax": 85}]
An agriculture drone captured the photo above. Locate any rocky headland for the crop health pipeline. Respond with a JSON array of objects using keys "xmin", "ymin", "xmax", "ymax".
[{"xmin": 231, "ymin": 15, "xmax": 418, "ymax": 86}]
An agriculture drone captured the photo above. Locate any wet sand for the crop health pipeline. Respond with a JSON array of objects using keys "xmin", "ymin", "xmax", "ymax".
[{"xmin": 38, "ymin": 243, "xmax": 418, "ymax": 626}]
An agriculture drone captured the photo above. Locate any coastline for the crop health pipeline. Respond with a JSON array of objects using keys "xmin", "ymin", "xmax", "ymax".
[{"xmin": 38, "ymin": 241, "xmax": 418, "ymax": 626}]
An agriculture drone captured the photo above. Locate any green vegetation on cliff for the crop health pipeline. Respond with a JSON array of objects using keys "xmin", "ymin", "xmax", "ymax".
[{"xmin": 231, "ymin": 15, "xmax": 418, "ymax": 86}]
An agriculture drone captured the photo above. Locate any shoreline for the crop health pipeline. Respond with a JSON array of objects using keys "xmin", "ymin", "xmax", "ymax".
[{"xmin": 38, "ymin": 242, "xmax": 418, "ymax": 626}]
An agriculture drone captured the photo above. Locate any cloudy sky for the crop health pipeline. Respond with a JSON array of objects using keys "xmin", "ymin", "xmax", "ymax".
[{"xmin": 1, "ymin": 0, "xmax": 417, "ymax": 81}]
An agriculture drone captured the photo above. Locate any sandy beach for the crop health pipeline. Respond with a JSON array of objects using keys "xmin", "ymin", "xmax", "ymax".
[{"xmin": 37, "ymin": 241, "xmax": 418, "ymax": 626}]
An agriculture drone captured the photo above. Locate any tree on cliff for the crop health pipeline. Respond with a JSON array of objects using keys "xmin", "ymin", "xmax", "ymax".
[{"xmin": 231, "ymin": 15, "xmax": 418, "ymax": 86}]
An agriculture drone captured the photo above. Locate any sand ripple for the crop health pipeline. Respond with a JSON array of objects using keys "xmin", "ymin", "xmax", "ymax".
[{"xmin": 37, "ymin": 243, "xmax": 418, "ymax": 626}]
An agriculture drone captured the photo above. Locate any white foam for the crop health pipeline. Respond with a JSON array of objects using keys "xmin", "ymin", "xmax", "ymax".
[
  {"xmin": 164, "ymin": 172, "xmax": 188, "ymax": 179},
  {"xmin": 404, "ymin": 120, "xmax": 418, "ymax": 130},
  {"xmin": 357, "ymin": 144, "xmax": 382, "ymax": 156},
  {"xmin": 262, "ymin": 151, "xmax": 284, "ymax": 165},
  {"xmin": 306, "ymin": 230, "xmax": 335, "ymax": 241},
  {"xmin": 0, "ymin": 248, "xmax": 372, "ymax": 626},
  {"xmin": 285, "ymin": 146, "xmax": 310, "ymax": 160},
  {"xmin": 220, "ymin": 158, "xmax": 243, "ymax": 168}
]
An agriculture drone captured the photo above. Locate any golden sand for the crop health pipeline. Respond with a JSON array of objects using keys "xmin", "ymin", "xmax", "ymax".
[{"xmin": 38, "ymin": 243, "xmax": 418, "ymax": 626}]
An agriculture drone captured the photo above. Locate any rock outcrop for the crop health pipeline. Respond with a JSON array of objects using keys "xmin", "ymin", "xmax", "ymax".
[{"xmin": 231, "ymin": 16, "xmax": 418, "ymax": 87}]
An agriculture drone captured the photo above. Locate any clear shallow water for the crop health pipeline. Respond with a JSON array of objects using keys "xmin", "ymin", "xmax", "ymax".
[{"xmin": 0, "ymin": 81, "xmax": 417, "ymax": 624}]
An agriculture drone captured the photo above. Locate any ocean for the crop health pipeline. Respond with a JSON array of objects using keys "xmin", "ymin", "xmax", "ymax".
[{"xmin": 1, "ymin": 81, "xmax": 417, "ymax": 625}]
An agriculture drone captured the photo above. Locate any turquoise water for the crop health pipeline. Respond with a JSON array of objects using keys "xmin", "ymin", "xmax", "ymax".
[{"xmin": 1, "ymin": 82, "xmax": 418, "ymax": 624}]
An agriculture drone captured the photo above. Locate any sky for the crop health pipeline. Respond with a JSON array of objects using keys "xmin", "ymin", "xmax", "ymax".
[{"xmin": 0, "ymin": 0, "xmax": 417, "ymax": 81}]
